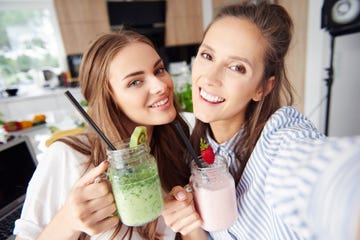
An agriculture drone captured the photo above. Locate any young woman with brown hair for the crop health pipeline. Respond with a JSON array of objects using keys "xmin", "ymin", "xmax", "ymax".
[
  {"xmin": 162, "ymin": 1, "xmax": 328, "ymax": 239},
  {"xmin": 14, "ymin": 30, "xmax": 194, "ymax": 240}
]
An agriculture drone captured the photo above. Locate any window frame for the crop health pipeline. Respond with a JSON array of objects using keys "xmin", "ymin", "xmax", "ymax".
[{"xmin": 0, "ymin": 0, "xmax": 67, "ymax": 73}]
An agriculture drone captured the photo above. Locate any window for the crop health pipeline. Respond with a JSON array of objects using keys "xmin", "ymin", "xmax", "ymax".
[{"xmin": 0, "ymin": 0, "xmax": 66, "ymax": 92}]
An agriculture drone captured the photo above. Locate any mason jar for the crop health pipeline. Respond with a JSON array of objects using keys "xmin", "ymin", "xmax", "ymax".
[
  {"xmin": 190, "ymin": 155, "xmax": 238, "ymax": 231},
  {"xmin": 107, "ymin": 142, "xmax": 163, "ymax": 226}
]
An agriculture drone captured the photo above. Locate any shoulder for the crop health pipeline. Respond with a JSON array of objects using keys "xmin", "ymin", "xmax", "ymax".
[
  {"xmin": 266, "ymin": 106, "xmax": 319, "ymax": 133},
  {"xmin": 260, "ymin": 106, "xmax": 325, "ymax": 145},
  {"xmin": 40, "ymin": 135, "xmax": 89, "ymax": 165},
  {"xmin": 246, "ymin": 107, "xmax": 325, "ymax": 173},
  {"xmin": 34, "ymin": 136, "xmax": 90, "ymax": 185}
]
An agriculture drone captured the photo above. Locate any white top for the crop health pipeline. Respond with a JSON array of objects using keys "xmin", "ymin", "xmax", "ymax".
[
  {"xmin": 208, "ymin": 107, "xmax": 360, "ymax": 240},
  {"xmin": 13, "ymin": 140, "xmax": 175, "ymax": 240}
]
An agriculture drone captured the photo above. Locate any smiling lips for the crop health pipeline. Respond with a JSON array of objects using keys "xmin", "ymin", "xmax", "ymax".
[
  {"xmin": 150, "ymin": 97, "xmax": 169, "ymax": 108},
  {"xmin": 200, "ymin": 88, "xmax": 225, "ymax": 103}
]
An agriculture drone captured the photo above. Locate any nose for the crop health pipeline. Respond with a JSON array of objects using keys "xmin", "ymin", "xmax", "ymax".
[
  {"xmin": 203, "ymin": 65, "xmax": 222, "ymax": 86},
  {"xmin": 149, "ymin": 76, "xmax": 167, "ymax": 95}
]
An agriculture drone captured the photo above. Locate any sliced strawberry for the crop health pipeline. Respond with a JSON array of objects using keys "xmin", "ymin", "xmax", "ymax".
[{"xmin": 200, "ymin": 138, "xmax": 215, "ymax": 164}]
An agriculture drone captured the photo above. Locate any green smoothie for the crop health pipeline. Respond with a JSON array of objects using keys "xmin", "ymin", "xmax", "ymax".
[{"xmin": 108, "ymin": 159, "xmax": 163, "ymax": 226}]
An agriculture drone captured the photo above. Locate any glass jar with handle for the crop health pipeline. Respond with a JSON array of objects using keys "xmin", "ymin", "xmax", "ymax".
[{"xmin": 107, "ymin": 141, "xmax": 163, "ymax": 226}]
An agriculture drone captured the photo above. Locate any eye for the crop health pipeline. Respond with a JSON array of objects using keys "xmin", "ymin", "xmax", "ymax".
[
  {"xmin": 128, "ymin": 79, "xmax": 142, "ymax": 88},
  {"xmin": 230, "ymin": 64, "xmax": 246, "ymax": 74},
  {"xmin": 155, "ymin": 67, "xmax": 166, "ymax": 75},
  {"xmin": 200, "ymin": 52, "xmax": 212, "ymax": 61}
]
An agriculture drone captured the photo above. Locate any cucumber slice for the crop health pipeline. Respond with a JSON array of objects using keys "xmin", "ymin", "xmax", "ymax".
[{"xmin": 130, "ymin": 126, "xmax": 148, "ymax": 147}]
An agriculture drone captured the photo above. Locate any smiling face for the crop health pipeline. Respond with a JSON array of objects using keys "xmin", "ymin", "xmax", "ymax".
[
  {"xmin": 192, "ymin": 17, "xmax": 268, "ymax": 135},
  {"xmin": 109, "ymin": 42, "xmax": 176, "ymax": 127}
]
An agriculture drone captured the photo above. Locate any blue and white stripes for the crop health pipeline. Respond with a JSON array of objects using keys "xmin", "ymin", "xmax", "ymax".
[
  {"xmin": 305, "ymin": 137, "xmax": 360, "ymax": 240},
  {"xmin": 208, "ymin": 106, "xmax": 335, "ymax": 239}
]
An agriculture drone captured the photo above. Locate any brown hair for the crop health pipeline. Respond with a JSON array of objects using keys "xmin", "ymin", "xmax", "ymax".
[
  {"xmin": 60, "ymin": 30, "xmax": 191, "ymax": 239},
  {"xmin": 190, "ymin": 1, "xmax": 294, "ymax": 182}
]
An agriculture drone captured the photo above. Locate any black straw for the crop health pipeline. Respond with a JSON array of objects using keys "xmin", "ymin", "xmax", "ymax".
[
  {"xmin": 64, "ymin": 90, "xmax": 116, "ymax": 150},
  {"xmin": 173, "ymin": 120, "xmax": 202, "ymax": 167}
]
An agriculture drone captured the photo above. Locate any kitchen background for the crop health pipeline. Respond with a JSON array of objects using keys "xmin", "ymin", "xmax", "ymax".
[{"xmin": 0, "ymin": 0, "xmax": 359, "ymax": 154}]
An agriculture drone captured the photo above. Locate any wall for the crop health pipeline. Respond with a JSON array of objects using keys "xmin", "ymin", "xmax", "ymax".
[
  {"xmin": 328, "ymin": 33, "xmax": 360, "ymax": 136},
  {"xmin": 277, "ymin": 0, "xmax": 308, "ymax": 112},
  {"xmin": 305, "ymin": 0, "xmax": 360, "ymax": 136},
  {"xmin": 304, "ymin": 0, "xmax": 326, "ymax": 132}
]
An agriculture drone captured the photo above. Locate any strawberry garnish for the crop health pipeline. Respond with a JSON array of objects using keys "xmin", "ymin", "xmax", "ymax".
[{"xmin": 200, "ymin": 138, "xmax": 215, "ymax": 164}]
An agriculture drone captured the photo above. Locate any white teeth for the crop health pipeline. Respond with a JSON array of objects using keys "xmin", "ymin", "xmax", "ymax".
[
  {"xmin": 200, "ymin": 89, "xmax": 225, "ymax": 103},
  {"xmin": 151, "ymin": 98, "xmax": 168, "ymax": 107}
]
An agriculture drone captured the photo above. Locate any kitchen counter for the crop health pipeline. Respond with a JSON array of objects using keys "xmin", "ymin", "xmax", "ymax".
[
  {"xmin": 0, "ymin": 86, "xmax": 82, "ymax": 104},
  {"xmin": 0, "ymin": 86, "xmax": 84, "ymax": 123},
  {"xmin": 1, "ymin": 86, "xmax": 85, "ymax": 156}
]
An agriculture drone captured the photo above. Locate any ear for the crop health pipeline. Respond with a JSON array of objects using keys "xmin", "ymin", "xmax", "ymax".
[{"xmin": 252, "ymin": 76, "xmax": 275, "ymax": 102}]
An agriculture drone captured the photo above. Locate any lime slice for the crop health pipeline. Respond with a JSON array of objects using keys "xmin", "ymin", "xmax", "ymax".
[{"xmin": 130, "ymin": 126, "xmax": 148, "ymax": 148}]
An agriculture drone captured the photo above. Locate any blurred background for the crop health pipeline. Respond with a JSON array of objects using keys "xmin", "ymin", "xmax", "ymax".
[{"xmin": 0, "ymin": 0, "xmax": 359, "ymax": 153}]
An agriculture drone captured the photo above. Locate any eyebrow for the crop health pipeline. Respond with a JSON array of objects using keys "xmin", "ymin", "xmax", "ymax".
[
  {"xmin": 122, "ymin": 59, "xmax": 163, "ymax": 81},
  {"xmin": 200, "ymin": 43, "xmax": 253, "ymax": 68}
]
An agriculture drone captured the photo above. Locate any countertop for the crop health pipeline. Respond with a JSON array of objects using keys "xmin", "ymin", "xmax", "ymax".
[{"xmin": 0, "ymin": 86, "xmax": 81, "ymax": 104}]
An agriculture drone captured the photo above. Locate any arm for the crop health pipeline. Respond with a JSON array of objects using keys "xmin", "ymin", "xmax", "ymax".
[
  {"xmin": 162, "ymin": 186, "xmax": 207, "ymax": 240},
  {"xmin": 303, "ymin": 137, "xmax": 360, "ymax": 240},
  {"xmin": 14, "ymin": 151, "xmax": 119, "ymax": 240},
  {"xmin": 264, "ymin": 113, "xmax": 359, "ymax": 240},
  {"xmin": 35, "ymin": 161, "xmax": 119, "ymax": 239}
]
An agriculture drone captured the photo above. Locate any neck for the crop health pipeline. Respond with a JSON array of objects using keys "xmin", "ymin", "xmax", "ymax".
[
  {"xmin": 123, "ymin": 119, "xmax": 154, "ymax": 143},
  {"xmin": 210, "ymin": 120, "xmax": 243, "ymax": 144}
]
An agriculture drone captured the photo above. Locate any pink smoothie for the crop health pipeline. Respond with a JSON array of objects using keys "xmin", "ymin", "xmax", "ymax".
[{"xmin": 193, "ymin": 175, "xmax": 238, "ymax": 231}]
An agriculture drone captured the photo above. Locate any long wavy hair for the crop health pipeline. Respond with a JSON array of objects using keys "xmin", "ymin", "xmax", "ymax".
[
  {"xmin": 190, "ymin": 1, "xmax": 294, "ymax": 183},
  {"xmin": 59, "ymin": 30, "xmax": 191, "ymax": 239}
]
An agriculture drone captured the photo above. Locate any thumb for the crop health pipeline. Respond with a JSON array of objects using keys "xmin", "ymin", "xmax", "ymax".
[
  {"xmin": 170, "ymin": 186, "xmax": 189, "ymax": 201},
  {"xmin": 76, "ymin": 160, "xmax": 109, "ymax": 187},
  {"xmin": 174, "ymin": 190, "xmax": 187, "ymax": 201}
]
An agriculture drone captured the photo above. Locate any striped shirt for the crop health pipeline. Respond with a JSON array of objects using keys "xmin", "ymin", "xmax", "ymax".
[
  {"xmin": 207, "ymin": 127, "xmax": 243, "ymax": 179},
  {"xmin": 303, "ymin": 136, "xmax": 360, "ymax": 240},
  {"xmin": 207, "ymin": 106, "xmax": 330, "ymax": 239}
]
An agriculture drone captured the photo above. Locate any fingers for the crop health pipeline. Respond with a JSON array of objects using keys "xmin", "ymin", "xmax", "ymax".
[
  {"xmin": 66, "ymin": 187, "xmax": 118, "ymax": 236},
  {"xmin": 165, "ymin": 197, "xmax": 202, "ymax": 235},
  {"xmin": 93, "ymin": 215, "xmax": 119, "ymax": 235},
  {"xmin": 85, "ymin": 192, "xmax": 115, "ymax": 212},
  {"xmin": 81, "ymin": 181, "xmax": 110, "ymax": 200},
  {"xmin": 84, "ymin": 202, "xmax": 118, "ymax": 226},
  {"xmin": 71, "ymin": 161, "xmax": 110, "ymax": 203},
  {"xmin": 82, "ymin": 215, "xmax": 120, "ymax": 236},
  {"xmin": 163, "ymin": 186, "xmax": 193, "ymax": 213},
  {"xmin": 162, "ymin": 185, "xmax": 203, "ymax": 235},
  {"xmin": 172, "ymin": 185, "xmax": 189, "ymax": 201},
  {"xmin": 173, "ymin": 214, "xmax": 203, "ymax": 236},
  {"xmin": 76, "ymin": 160, "xmax": 109, "ymax": 187},
  {"xmin": 59, "ymin": 160, "xmax": 118, "ymax": 236}
]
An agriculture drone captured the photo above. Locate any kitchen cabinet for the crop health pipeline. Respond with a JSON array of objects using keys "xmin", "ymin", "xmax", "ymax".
[
  {"xmin": 54, "ymin": 0, "xmax": 111, "ymax": 55},
  {"xmin": 165, "ymin": 0, "xmax": 203, "ymax": 46}
]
